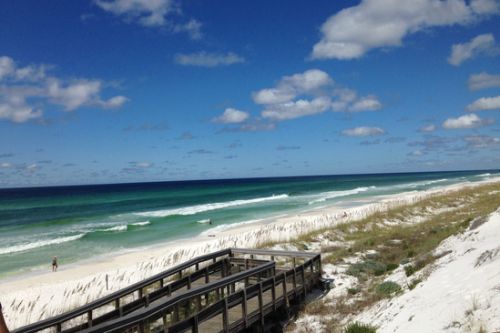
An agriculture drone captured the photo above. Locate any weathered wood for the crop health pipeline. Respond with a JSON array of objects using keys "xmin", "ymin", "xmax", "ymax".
[{"xmin": 13, "ymin": 249, "xmax": 321, "ymax": 333}]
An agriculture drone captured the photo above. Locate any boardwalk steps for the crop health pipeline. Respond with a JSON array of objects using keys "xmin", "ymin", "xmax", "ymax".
[{"xmin": 6, "ymin": 248, "xmax": 322, "ymax": 333}]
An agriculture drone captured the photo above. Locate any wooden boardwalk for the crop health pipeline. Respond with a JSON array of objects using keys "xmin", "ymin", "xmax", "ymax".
[{"xmin": 8, "ymin": 249, "xmax": 322, "ymax": 333}]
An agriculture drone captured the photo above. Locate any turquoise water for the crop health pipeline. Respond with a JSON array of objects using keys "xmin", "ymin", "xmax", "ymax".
[{"xmin": 0, "ymin": 170, "xmax": 497, "ymax": 277}]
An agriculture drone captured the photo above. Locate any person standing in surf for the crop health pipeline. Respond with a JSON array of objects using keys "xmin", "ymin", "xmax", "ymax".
[{"xmin": 52, "ymin": 256, "xmax": 58, "ymax": 272}]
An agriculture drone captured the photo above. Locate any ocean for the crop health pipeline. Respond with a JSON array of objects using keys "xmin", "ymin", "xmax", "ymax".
[{"xmin": 0, "ymin": 170, "xmax": 497, "ymax": 278}]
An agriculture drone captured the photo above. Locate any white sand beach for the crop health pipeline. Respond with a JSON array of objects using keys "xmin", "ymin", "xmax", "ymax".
[
  {"xmin": 353, "ymin": 208, "xmax": 500, "ymax": 333},
  {"xmin": 1, "ymin": 178, "xmax": 499, "ymax": 329}
]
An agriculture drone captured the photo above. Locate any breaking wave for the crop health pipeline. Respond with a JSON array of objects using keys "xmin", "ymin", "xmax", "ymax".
[
  {"xmin": 136, "ymin": 194, "xmax": 289, "ymax": 217},
  {"xmin": 308, "ymin": 186, "xmax": 375, "ymax": 205},
  {"xmin": 0, "ymin": 234, "xmax": 85, "ymax": 255}
]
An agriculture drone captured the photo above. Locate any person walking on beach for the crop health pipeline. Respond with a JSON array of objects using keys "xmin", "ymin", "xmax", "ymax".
[{"xmin": 52, "ymin": 256, "xmax": 58, "ymax": 272}]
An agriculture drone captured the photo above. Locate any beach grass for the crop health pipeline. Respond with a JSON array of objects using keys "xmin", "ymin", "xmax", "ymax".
[{"xmin": 284, "ymin": 181, "xmax": 500, "ymax": 332}]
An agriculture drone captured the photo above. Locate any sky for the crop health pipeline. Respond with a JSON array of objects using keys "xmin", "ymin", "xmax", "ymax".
[{"xmin": 1, "ymin": 0, "xmax": 500, "ymax": 188}]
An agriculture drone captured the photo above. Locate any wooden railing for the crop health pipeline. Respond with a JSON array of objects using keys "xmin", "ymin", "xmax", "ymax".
[
  {"xmin": 13, "ymin": 249, "xmax": 233, "ymax": 333},
  {"xmin": 9, "ymin": 248, "xmax": 322, "ymax": 333}
]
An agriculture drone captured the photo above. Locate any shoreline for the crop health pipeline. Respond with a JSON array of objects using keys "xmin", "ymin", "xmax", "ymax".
[{"xmin": 2, "ymin": 177, "xmax": 500, "ymax": 328}]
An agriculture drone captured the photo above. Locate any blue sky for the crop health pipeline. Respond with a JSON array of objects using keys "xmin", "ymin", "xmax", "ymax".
[{"xmin": 1, "ymin": 0, "xmax": 500, "ymax": 187}]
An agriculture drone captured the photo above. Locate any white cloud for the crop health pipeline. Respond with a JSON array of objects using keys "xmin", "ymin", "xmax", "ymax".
[
  {"xmin": 253, "ymin": 69, "xmax": 332, "ymax": 105},
  {"xmin": 172, "ymin": 19, "xmax": 203, "ymax": 40},
  {"xmin": 174, "ymin": 52, "xmax": 245, "ymax": 67},
  {"xmin": 95, "ymin": 0, "xmax": 173, "ymax": 27},
  {"xmin": 348, "ymin": 95, "xmax": 382, "ymax": 112},
  {"xmin": 0, "ymin": 56, "xmax": 48, "ymax": 82},
  {"xmin": 468, "ymin": 72, "xmax": 500, "ymax": 90},
  {"xmin": 262, "ymin": 97, "xmax": 332, "ymax": 121},
  {"xmin": 0, "ymin": 96, "xmax": 42, "ymax": 123},
  {"xmin": 0, "ymin": 56, "xmax": 15, "ymax": 80},
  {"xmin": 0, "ymin": 55, "xmax": 128, "ymax": 123},
  {"xmin": 448, "ymin": 33, "xmax": 498, "ymax": 66},
  {"xmin": 464, "ymin": 135, "xmax": 500, "ymax": 148},
  {"xmin": 419, "ymin": 124, "xmax": 436, "ymax": 132},
  {"xmin": 100, "ymin": 95, "xmax": 129, "ymax": 109},
  {"xmin": 466, "ymin": 95, "xmax": 500, "ymax": 111},
  {"xmin": 95, "ymin": 0, "xmax": 201, "ymax": 38},
  {"xmin": 408, "ymin": 149, "xmax": 424, "ymax": 157},
  {"xmin": 342, "ymin": 126, "xmax": 385, "ymax": 137},
  {"xmin": 134, "ymin": 162, "xmax": 153, "ymax": 168},
  {"xmin": 252, "ymin": 69, "xmax": 381, "ymax": 121},
  {"xmin": 47, "ymin": 79, "xmax": 102, "ymax": 111},
  {"xmin": 311, "ymin": 0, "xmax": 500, "ymax": 60},
  {"xmin": 442, "ymin": 113, "xmax": 494, "ymax": 129},
  {"xmin": 213, "ymin": 108, "xmax": 249, "ymax": 124}
]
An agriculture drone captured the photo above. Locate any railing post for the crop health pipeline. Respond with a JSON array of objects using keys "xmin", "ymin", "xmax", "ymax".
[
  {"xmin": 258, "ymin": 282, "xmax": 264, "ymax": 329},
  {"xmin": 115, "ymin": 298, "xmax": 123, "ymax": 316},
  {"xmin": 301, "ymin": 267, "xmax": 307, "ymax": 299},
  {"xmin": 174, "ymin": 303, "xmax": 180, "ymax": 322},
  {"xmin": 87, "ymin": 310, "xmax": 93, "ymax": 328},
  {"xmin": 271, "ymin": 277, "xmax": 276, "ymax": 311},
  {"xmin": 192, "ymin": 315, "xmax": 199, "ymax": 333},
  {"xmin": 242, "ymin": 289, "xmax": 248, "ymax": 328},
  {"xmin": 283, "ymin": 272, "xmax": 288, "ymax": 307},
  {"xmin": 292, "ymin": 268, "xmax": 297, "ymax": 297},
  {"xmin": 222, "ymin": 298, "xmax": 229, "ymax": 332}
]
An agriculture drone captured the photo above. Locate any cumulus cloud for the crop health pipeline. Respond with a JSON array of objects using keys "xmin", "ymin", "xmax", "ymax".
[
  {"xmin": 213, "ymin": 108, "xmax": 249, "ymax": 124},
  {"xmin": 0, "ymin": 55, "xmax": 128, "ymax": 123},
  {"xmin": 468, "ymin": 72, "xmax": 500, "ymax": 90},
  {"xmin": 253, "ymin": 69, "xmax": 381, "ymax": 121},
  {"xmin": 172, "ymin": 19, "xmax": 203, "ymax": 40},
  {"xmin": 442, "ymin": 113, "xmax": 494, "ymax": 129},
  {"xmin": 466, "ymin": 95, "xmax": 500, "ymax": 111},
  {"xmin": 261, "ymin": 97, "xmax": 331, "ymax": 121},
  {"xmin": 342, "ymin": 126, "xmax": 385, "ymax": 137},
  {"xmin": 100, "ymin": 95, "xmax": 129, "ymax": 109},
  {"xmin": 95, "ymin": 0, "xmax": 202, "ymax": 38},
  {"xmin": 448, "ymin": 33, "xmax": 498, "ymax": 66},
  {"xmin": 311, "ymin": 0, "xmax": 500, "ymax": 60},
  {"xmin": 95, "ymin": 0, "xmax": 173, "ymax": 26},
  {"xmin": 348, "ymin": 95, "xmax": 382, "ymax": 112},
  {"xmin": 419, "ymin": 124, "xmax": 436, "ymax": 133},
  {"xmin": 174, "ymin": 52, "xmax": 245, "ymax": 67},
  {"xmin": 253, "ymin": 69, "xmax": 332, "ymax": 105}
]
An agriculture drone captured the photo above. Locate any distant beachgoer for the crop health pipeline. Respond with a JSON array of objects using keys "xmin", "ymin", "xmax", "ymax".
[
  {"xmin": 209, "ymin": 219, "xmax": 212, "ymax": 225},
  {"xmin": 343, "ymin": 211, "xmax": 348, "ymax": 218},
  {"xmin": 52, "ymin": 256, "xmax": 58, "ymax": 272}
]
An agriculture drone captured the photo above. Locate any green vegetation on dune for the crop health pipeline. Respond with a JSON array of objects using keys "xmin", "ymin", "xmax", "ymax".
[{"xmin": 282, "ymin": 181, "xmax": 500, "ymax": 332}]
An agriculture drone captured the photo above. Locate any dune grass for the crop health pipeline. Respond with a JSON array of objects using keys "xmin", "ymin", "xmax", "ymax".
[{"xmin": 284, "ymin": 181, "xmax": 500, "ymax": 332}]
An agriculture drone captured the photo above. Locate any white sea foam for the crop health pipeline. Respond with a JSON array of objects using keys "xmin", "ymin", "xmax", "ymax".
[
  {"xmin": 200, "ymin": 218, "xmax": 264, "ymax": 234},
  {"xmin": 131, "ymin": 221, "xmax": 150, "ymax": 226},
  {"xmin": 197, "ymin": 219, "xmax": 211, "ymax": 224},
  {"xmin": 308, "ymin": 186, "xmax": 375, "ymax": 205},
  {"xmin": 382, "ymin": 178, "xmax": 449, "ymax": 191},
  {"xmin": 136, "ymin": 194, "xmax": 289, "ymax": 217},
  {"xmin": 0, "ymin": 234, "xmax": 85, "ymax": 255},
  {"xmin": 99, "ymin": 225, "xmax": 127, "ymax": 232}
]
